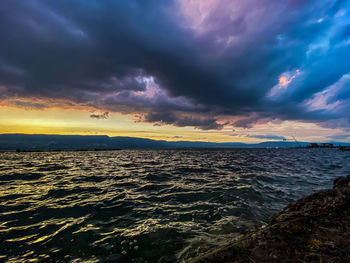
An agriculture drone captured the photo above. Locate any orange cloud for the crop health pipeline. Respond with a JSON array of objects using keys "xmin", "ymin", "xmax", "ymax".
[{"xmin": 279, "ymin": 76, "xmax": 289, "ymax": 86}]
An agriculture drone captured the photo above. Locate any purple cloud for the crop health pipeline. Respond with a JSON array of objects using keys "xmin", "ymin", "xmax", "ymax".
[{"xmin": 0, "ymin": 0, "xmax": 349, "ymax": 131}]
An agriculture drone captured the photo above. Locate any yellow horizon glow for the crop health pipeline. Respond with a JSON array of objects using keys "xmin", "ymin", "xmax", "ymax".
[
  {"xmin": 0, "ymin": 106, "xmax": 257, "ymax": 142},
  {"xmin": 0, "ymin": 105, "xmax": 346, "ymax": 143}
]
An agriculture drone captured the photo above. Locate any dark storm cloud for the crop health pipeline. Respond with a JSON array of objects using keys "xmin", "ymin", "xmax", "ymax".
[
  {"xmin": 230, "ymin": 133, "xmax": 286, "ymax": 140},
  {"xmin": 246, "ymin": 134, "xmax": 287, "ymax": 140},
  {"xmin": 142, "ymin": 111, "xmax": 225, "ymax": 130},
  {"xmin": 327, "ymin": 134, "xmax": 350, "ymax": 140},
  {"xmin": 0, "ymin": 0, "xmax": 349, "ymax": 129},
  {"xmin": 90, "ymin": 112, "xmax": 109, "ymax": 120}
]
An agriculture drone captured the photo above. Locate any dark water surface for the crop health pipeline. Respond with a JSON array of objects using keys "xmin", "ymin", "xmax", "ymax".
[{"xmin": 1, "ymin": 149, "xmax": 349, "ymax": 262}]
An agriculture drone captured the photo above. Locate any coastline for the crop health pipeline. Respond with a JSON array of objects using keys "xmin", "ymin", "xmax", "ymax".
[{"xmin": 188, "ymin": 174, "xmax": 350, "ymax": 263}]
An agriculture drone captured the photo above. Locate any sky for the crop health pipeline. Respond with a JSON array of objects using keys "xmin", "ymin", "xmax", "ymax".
[{"xmin": 0, "ymin": 0, "xmax": 350, "ymax": 143}]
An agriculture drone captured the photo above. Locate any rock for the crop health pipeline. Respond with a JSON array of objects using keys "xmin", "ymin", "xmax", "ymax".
[{"xmin": 190, "ymin": 174, "xmax": 350, "ymax": 263}]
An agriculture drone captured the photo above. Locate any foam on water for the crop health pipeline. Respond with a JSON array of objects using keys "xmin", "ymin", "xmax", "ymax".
[{"xmin": 0, "ymin": 149, "xmax": 349, "ymax": 262}]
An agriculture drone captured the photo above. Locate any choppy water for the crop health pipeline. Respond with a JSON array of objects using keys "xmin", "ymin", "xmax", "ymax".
[{"xmin": 0, "ymin": 148, "xmax": 349, "ymax": 262}]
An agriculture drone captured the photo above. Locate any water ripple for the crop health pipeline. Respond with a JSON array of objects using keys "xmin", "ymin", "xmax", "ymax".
[{"xmin": 0, "ymin": 148, "xmax": 349, "ymax": 262}]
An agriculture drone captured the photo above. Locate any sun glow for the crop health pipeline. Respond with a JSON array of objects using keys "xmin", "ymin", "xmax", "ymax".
[
  {"xmin": 279, "ymin": 76, "xmax": 289, "ymax": 86},
  {"xmin": 0, "ymin": 106, "xmax": 252, "ymax": 142}
]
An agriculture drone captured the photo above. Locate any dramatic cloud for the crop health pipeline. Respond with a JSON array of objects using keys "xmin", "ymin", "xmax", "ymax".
[
  {"xmin": 246, "ymin": 134, "xmax": 287, "ymax": 141},
  {"xmin": 231, "ymin": 133, "xmax": 287, "ymax": 141},
  {"xmin": 0, "ymin": 0, "xmax": 350, "ymax": 131},
  {"xmin": 304, "ymin": 74, "xmax": 350, "ymax": 113},
  {"xmin": 327, "ymin": 134, "xmax": 350, "ymax": 141},
  {"xmin": 139, "ymin": 111, "xmax": 225, "ymax": 130},
  {"xmin": 90, "ymin": 112, "xmax": 109, "ymax": 120}
]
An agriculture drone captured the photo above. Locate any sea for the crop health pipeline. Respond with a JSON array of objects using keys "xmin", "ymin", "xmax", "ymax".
[{"xmin": 1, "ymin": 148, "xmax": 349, "ymax": 262}]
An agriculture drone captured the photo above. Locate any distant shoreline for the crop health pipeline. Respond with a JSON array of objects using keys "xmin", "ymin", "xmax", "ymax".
[
  {"xmin": 0, "ymin": 147, "xmax": 347, "ymax": 153},
  {"xmin": 1, "ymin": 133, "xmax": 349, "ymax": 151}
]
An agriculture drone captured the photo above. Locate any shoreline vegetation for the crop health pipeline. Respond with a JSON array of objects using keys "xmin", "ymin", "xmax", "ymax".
[{"xmin": 189, "ymin": 174, "xmax": 350, "ymax": 263}]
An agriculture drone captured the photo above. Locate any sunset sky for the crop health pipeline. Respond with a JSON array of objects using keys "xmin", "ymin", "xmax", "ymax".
[{"xmin": 0, "ymin": 0, "xmax": 350, "ymax": 142}]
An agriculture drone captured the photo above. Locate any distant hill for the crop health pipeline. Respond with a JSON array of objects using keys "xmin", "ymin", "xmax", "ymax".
[{"xmin": 0, "ymin": 134, "xmax": 348, "ymax": 151}]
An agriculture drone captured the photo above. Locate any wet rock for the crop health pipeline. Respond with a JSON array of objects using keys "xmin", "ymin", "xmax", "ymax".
[{"xmin": 190, "ymin": 174, "xmax": 350, "ymax": 263}]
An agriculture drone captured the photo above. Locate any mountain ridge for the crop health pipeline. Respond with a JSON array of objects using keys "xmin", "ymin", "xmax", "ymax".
[{"xmin": 0, "ymin": 133, "xmax": 348, "ymax": 151}]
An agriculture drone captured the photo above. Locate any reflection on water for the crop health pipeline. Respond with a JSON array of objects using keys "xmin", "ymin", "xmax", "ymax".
[{"xmin": 0, "ymin": 149, "xmax": 349, "ymax": 262}]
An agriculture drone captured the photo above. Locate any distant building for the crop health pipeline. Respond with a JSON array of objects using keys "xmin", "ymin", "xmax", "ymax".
[
  {"xmin": 339, "ymin": 146, "xmax": 350, "ymax": 151},
  {"xmin": 307, "ymin": 143, "xmax": 334, "ymax": 148},
  {"xmin": 320, "ymin": 143, "xmax": 334, "ymax": 148}
]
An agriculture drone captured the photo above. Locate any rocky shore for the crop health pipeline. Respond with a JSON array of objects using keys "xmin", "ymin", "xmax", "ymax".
[{"xmin": 190, "ymin": 174, "xmax": 350, "ymax": 263}]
